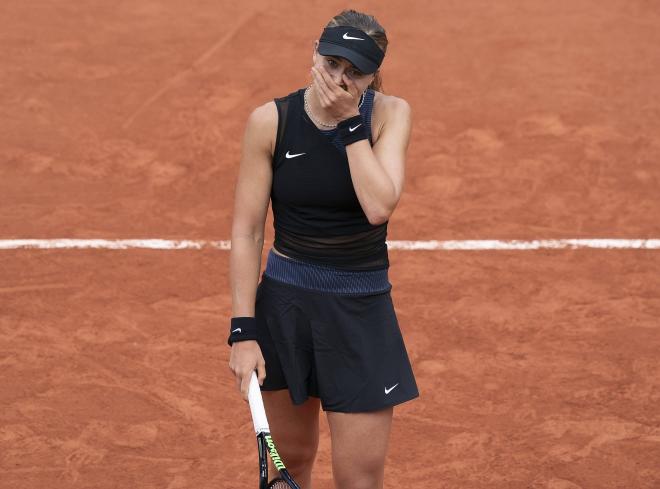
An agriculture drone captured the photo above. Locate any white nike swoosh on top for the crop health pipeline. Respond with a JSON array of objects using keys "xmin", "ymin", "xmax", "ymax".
[
  {"xmin": 343, "ymin": 33, "xmax": 365, "ymax": 40},
  {"xmin": 349, "ymin": 124, "xmax": 362, "ymax": 132},
  {"xmin": 286, "ymin": 151, "xmax": 306, "ymax": 159},
  {"xmin": 231, "ymin": 328, "xmax": 242, "ymax": 333},
  {"xmin": 384, "ymin": 383, "xmax": 399, "ymax": 394}
]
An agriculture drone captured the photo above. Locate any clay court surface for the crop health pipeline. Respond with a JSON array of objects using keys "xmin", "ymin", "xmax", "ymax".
[{"xmin": 1, "ymin": 1, "xmax": 660, "ymax": 488}]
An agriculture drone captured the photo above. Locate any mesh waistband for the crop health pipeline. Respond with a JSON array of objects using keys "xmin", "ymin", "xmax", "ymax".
[{"xmin": 264, "ymin": 249, "xmax": 391, "ymax": 295}]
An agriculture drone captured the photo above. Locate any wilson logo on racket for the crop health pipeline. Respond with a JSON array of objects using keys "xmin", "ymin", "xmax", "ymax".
[
  {"xmin": 248, "ymin": 372, "xmax": 301, "ymax": 488},
  {"xmin": 265, "ymin": 435, "xmax": 286, "ymax": 470}
]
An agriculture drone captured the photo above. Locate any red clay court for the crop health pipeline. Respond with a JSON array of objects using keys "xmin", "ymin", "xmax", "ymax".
[{"xmin": 1, "ymin": 1, "xmax": 659, "ymax": 488}]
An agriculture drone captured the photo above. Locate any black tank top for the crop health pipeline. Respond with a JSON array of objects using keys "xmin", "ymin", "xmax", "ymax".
[{"xmin": 270, "ymin": 87, "xmax": 389, "ymax": 271}]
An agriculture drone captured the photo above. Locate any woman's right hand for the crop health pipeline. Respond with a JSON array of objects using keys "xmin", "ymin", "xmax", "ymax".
[{"xmin": 229, "ymin": 340, "xmax": 266, "ymax": 401}]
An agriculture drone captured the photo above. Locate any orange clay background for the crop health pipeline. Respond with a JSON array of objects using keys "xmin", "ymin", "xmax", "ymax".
[{"xmin": 1, "ymin": 1, "xmax": 660, "ymax": 488}]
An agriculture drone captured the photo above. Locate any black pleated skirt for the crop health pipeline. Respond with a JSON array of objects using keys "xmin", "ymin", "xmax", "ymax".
[{"xmin": 255, "ymin": 248, "xmax": 419, "ymax": 413}]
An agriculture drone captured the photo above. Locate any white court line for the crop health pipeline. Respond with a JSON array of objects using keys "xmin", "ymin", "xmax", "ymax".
[
  {"xmin": 391, "ymin": 239, "xmax": 660, "ymax": 250},
  {"xmin": 1, "ymin": 239, "xmax": 659, "ymax": 250}
]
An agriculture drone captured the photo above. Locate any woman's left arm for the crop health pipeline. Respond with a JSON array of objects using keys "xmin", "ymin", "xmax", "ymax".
[
  {"xmin": 311, "ymin": 65, "xmax": 412, "ymax": 225},
  {"xmin": 345, "ymin": 97, "xmax": 412, "ymax": 225}
]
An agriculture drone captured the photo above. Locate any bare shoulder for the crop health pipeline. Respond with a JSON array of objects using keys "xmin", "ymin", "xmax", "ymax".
[
  {"xmin": 373, "ymin": 92, "xmax": 411, "ymax": 116},
  {"xmin": 372, "ymin": 92, "xmax": 412, "ymax": 143},
  {"xmin": 248, "ymin": 99, "xmax": 278, "ymax": 125},
  {"xmin": 245, "ymin": 100, "xmax": 278, "ymax": 156}
]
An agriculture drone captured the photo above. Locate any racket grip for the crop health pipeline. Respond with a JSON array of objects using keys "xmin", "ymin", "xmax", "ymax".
[{"xmin": 248, "ymin": 371, "xmax": 270, "ymax": 434}]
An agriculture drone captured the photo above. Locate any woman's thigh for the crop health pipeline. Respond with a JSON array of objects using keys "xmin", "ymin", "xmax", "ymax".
[
  {"xmin": 326, "ymin": 407, "xmax": 394, "ymax": 489},
  {"xmin": 261, "ymin": 390, "xmax": 321, "ymax": 484}
]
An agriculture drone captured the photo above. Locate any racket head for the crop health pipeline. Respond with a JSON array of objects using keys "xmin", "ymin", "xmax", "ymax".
[{"xmin": 267, "ymin": 478, "xmax": 291, "ymax": 489}]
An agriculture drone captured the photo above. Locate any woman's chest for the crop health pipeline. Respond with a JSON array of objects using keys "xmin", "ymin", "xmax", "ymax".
[{"xmin": 272, "ymin": 140, "xmax": 361, "ymax": 209}]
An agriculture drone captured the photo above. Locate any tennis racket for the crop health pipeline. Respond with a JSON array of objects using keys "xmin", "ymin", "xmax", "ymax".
[{"xmin": 247, "ymin": 371, "xmax": 301, "ymax": 489}]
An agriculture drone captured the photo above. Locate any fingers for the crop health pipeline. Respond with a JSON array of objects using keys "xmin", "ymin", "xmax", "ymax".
[
  {"xmin": 314, "ymin": 65, "xmax": 339, "ymax": 93},
  {"xmin": 343, "ymin": 73, "xmax": 359, "ymax": 99},
  {"xmin": 257, "ymin": 354, "xmax": 266, "ymax": 386},
  {"xmin": 311, "ymin": 67, "xmax": 332, "ymax": 107},
  {"xmin": 313, "ymin": 66, "xmax": 351, "ymax": 103},
  {"xmin": 231, "ymin": 364, "xmax": 247, "ymax": 401},
  {"xmin": 311, "ymin": 65, "xmax": 361, "ymax": 120},
  {"xmin": 229, "ymin": 341, "xmax": 266, "ymax": 401},
  {"xmin": 240, "ymin": 370, "xmax": 252, "ymax": 401}
]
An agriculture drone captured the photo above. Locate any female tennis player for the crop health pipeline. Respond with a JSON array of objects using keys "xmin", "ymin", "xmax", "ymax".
[{"xmin": 228, "ymin": 9, "xmax": 418, "ymax": 488}]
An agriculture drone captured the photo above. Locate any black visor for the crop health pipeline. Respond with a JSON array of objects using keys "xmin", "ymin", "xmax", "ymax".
[{"xmin": 317, "ymin": 26, "xmax": 384, "ymax": 74}]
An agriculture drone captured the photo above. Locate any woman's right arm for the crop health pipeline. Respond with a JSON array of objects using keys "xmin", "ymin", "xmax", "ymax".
[{"xmin": 228, "ymin": 101, "xmax": 277, "ymax": 401}]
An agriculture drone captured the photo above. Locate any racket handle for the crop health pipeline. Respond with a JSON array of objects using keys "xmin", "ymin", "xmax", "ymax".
[{"xmin": 248, "ymin": 371, "xmax": 270, "ymax": 434}]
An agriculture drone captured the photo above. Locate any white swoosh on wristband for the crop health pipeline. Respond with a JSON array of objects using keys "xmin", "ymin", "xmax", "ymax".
[{"xmin": 349, "ymin": 123, "xmax": 362, "ymax": 132}]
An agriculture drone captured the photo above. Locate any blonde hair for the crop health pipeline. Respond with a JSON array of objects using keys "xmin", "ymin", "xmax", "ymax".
[{"xmin": 325, "ymin": 9, "xmax": 388, "ymax": 92}]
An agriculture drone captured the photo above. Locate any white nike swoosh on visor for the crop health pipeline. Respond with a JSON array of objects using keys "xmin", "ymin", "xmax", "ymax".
[
  {"xmin": 232, "ymin": 328, "xmax": 242, "ymax": 333},
  {"xmin": 286, "ymin": 151, "xmax": 306, "ymax": 159},
  {"xmin": 385, "ymin": 383, "xmax": 399, "ymax": 394},
  {"xmin": 343, "ymin": 33, "xmax": 365, "ymax": 40},
  {"xmin": 349, "ymin": 124, "xmax": 362, "ymax": 132}
]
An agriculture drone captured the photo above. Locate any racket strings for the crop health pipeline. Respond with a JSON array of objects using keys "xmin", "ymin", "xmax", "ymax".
[{"xmin": 267, "ymin": 478, "xmax": 291, "ymax": 489}]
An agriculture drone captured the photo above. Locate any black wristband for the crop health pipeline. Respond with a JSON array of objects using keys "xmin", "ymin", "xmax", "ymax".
[
  {"xmin": 228, "ymin": 317, "xmax": 258, "ymax": 346},
  {"xmin": 337, "ymin": 114, "xmax": 368, "ymax": 147}
]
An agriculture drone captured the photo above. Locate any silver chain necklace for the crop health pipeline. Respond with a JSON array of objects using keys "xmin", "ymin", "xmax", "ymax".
[{"xmin": 304, "ymin": 85, "xmax": 365, "ymax": 129}]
